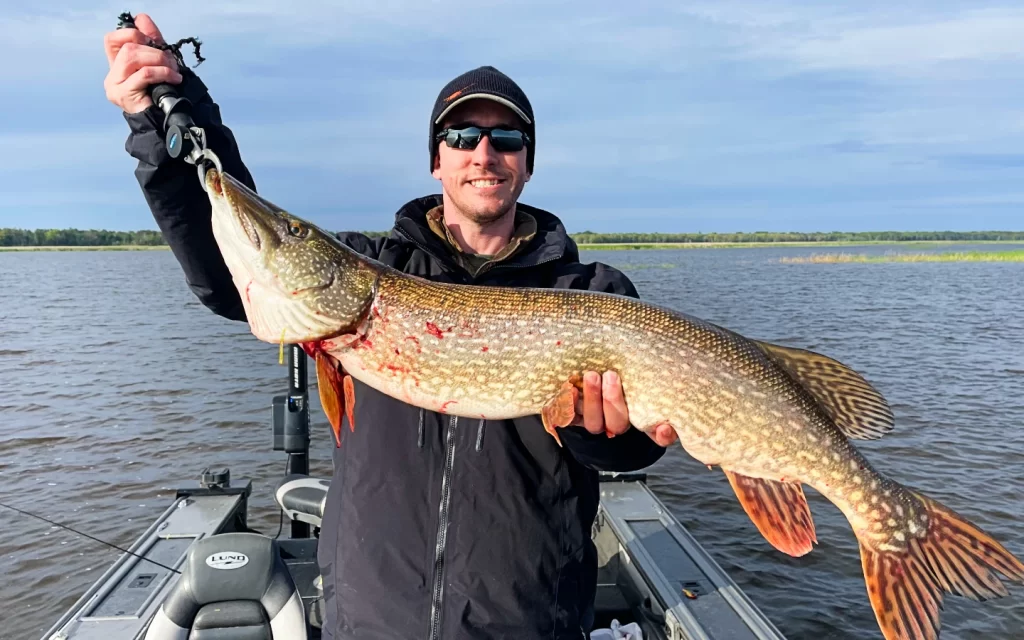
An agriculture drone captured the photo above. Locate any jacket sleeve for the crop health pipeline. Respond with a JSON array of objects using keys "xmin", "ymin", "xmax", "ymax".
[
  {"xmin": 554, "ymin": 260, "xmax": 668, "ymax": 472},
  {"xmin": 123, "ymin": 69, "xmax": 254, "ymax": 322}
]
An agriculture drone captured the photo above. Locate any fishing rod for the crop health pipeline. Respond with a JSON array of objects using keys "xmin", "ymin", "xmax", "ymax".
[{"xmin": 0, "ymin": 500, "xmax": 181, "ymax": 574}]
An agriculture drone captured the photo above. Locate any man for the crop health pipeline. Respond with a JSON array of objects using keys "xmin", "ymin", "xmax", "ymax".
[{"xmin": 104, "ymin": 14, "xmax": 676, "ymax": 639}]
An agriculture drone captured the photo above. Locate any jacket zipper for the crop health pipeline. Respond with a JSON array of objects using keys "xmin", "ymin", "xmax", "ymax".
[{"xmin": 428, "ymin": 415, "xmax": 459, "ymax": 640}]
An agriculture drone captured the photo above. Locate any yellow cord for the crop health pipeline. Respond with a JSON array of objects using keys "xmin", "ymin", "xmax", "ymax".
[{"xmin": 279, "ymin": 328, "xmax": 286, "ymax": 364}]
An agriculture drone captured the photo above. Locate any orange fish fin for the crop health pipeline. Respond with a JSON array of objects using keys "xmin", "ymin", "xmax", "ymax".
[
  {"xmin": 343, "ymin": 374, "xmax": 356, "ymax": 433},
  {"xmin": 723, "ymin": 469, "xmax": 817, "ymax": 557},
  {"xmin": 859, "ymin": 490, "xmax": 1024, "ymax": 640},
  {"xmin": 315, "ymin": 351, "xmax": 345, "ymax": 447},
  {"xmin": 540, "ymin": 380, "xmax": 579, "ymax": 448},
  {"xmin": 753, "ymin": 340, "xmax": 894, "ymax": 440}
]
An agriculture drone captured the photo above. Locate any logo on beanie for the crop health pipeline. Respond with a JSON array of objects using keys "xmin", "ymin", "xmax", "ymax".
[{"xmin": 444, "ymin": 84, "xmax": 475, "ymax": 102}]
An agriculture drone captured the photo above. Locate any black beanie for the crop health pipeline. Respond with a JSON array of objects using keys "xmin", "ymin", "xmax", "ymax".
[{"xmin": 429, "ymin": 65, "xmax": 535, "ymax": 174}]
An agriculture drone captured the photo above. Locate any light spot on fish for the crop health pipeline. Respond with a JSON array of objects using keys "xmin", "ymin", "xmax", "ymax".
[
  {"xmin": 851, "ymin": 490, "xmax": 863, "ymax": 501},
  {"xmin": 853, "ymin": 475, "xmax": 863, "ymax": 485},
  {"xmin": 870, "ymin": 495, "xmax": 878, "ymax": 504},
  {"xmin": 871, "ymin": 480, "xmax": 879, "ymax": 490},
  {"xmin": 807, "ymin": 434, "xmax": 818, "ymax": 443},
  {"xmin": 887, "ymin": 518, "xmax": 897, "ymax": 527},
  {"xmin": 895, "ymin": 505, "xmax": 904, "ymax": 517},
  {"xmin": 908, "ymin": 521, "xmax": 919, "ymax": 535},
  {"xmin": 857, "ymin": 503, "xmax": 868, "ymax": 514},
  {"xmin": 882, "ymin": 503, "xmax": 892, "ymax": 513},
  {"xmin": 832, "ymin": 452, "xmax": 842, "ymax": 462},
  {"xmin": 878, "ymin": 542, "xmax": 902, "ymax": 553},
  {"xmin": 871, "ymin": 509, "xmax": 880, "ymax": 519}
]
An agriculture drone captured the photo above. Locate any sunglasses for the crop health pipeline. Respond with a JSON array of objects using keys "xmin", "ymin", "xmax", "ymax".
[{"xmin": 435, "ymin": 126, "xmax": 531, "ymax": 153}]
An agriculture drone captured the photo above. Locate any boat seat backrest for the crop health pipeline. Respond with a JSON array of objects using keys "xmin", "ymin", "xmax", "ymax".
[
  {"xmin": 275, "ymin": 474, "xmax": 330, "ymax": 529},
  {"xmin": 144, "ymin": 532, "xmax": 307, "ymax": 640}
]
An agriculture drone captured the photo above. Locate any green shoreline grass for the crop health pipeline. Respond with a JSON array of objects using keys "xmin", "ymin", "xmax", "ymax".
[
  {"xmin": 0, "ymin": 245, "xmax": 169, "ymax": 252},
  {"xmin": 578, "ymin": 240, "xmax": 1023, "ymax": 250},
  {"xmin": 780, "ymin": 250, "xmax": 1024, "ymax": 263}
]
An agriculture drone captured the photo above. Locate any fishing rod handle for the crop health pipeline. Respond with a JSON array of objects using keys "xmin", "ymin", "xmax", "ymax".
[{"xmin": 116, "ymin": 12, "xmax": 199, "ymax": 161}]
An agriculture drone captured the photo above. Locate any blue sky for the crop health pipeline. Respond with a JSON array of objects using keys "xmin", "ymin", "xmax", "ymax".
[{"xmin": 3, "ymin": 1, "xmax": 1023, "ymax": 233}]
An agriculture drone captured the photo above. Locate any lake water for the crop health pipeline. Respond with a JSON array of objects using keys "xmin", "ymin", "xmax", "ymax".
[{"xmin": 2, "ymin": 244, "xmax": 1023, "ymax": 639}]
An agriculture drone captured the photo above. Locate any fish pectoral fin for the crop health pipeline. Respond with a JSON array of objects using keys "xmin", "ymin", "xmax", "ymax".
[
  {"xmin": 540, "ymin": 381, "xmax": 580, "ymax": 448},
  {"xmin": 753, "ymin": 340, "xmax": 894, "ymax": 440},
  {"xmin": 315, "ymin": 351, "xmax": 348, "ymax": 447},
  {"xmin": 724, "ymin": 469, "xmax": 817, "ymax": 557},
  {"xmin": 343, "ymin": 373, "xmax": 356, "ymax": 433}
]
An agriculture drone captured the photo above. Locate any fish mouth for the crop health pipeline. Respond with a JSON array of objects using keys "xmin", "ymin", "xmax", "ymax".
[{"xmin": 206, "ymin": 169, "xmax": 263, "ymax": 250}]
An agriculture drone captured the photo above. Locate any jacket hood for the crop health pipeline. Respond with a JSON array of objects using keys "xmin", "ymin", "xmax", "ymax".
[{"xmin": 389, "ymin": 194, "xmax": 580, "ymax": 273}]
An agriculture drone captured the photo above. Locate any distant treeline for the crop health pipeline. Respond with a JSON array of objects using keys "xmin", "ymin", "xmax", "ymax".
[
  {"xmin": 0, "ymin": 228, "xmax": 166, "ymax": 247},
  {"xmin": 4, "ymin": 228, "xmax": 1024, "ymax": 247},
  {"xmin": 0, "ymin": 228, "xmax": 390, "ymax": 246},
  {"xmin": 570, "ymin": 231, "xmax": 1024, "ymax": 244}
]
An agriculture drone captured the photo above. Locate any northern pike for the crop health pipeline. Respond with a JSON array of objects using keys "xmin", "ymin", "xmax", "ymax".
[{"xmin": 201, "ymin": 165, "xmax": 1023, "ymax": 640}]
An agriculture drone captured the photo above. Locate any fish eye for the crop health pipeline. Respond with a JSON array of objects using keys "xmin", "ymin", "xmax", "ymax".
[{"xmin": 288, "ymin": 220, "xmax": 309, "ymax": 238}]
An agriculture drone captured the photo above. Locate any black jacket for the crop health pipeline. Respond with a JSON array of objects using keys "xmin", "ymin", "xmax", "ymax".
[{"xmin": 123, "ymin": 70, "xmax": 665, "ymax": 640}]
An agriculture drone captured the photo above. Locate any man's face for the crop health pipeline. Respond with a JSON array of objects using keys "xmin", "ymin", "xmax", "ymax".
[{"xmin": 432, "ymin": 99, "xmax": 531, "ymax": 225}]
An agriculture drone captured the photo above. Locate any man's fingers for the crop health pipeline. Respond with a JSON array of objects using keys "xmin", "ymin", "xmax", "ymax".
[
  {"xmin": 581, "ymin": 371, "xmax": 604, "ymax": 434},
  {"xmin": 133, "ymin": 13, "xmax": 167, "ymax": 46},
  {"xmin": 104, "ymin": 13, "xmax": 166, "ymax": 66},
  {"xmin": 108, "ymin": 44, "xmax": 179, "ymax": 84},
  {"xmin": 119, "ymin": 65, "xmax": 182, "ymax": 95},
  {"xmin": 652, "ymin": 423, "xmax": 678, "ymax": 447},
  {"xmin": 104, "ymin": 28, "xmax": 151, "ymax": 65},
  {"xmin": 601, "ymin": 371, "xmax": 629, "ymax": 436}
]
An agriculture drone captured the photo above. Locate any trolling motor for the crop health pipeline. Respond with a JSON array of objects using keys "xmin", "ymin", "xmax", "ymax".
[
  {"xmin": 274, "ymin": 346, "xmax": 313, "ymax": 537},
  {"xmin": 116, "ymin": 12, "xmax": 208, "ymax": 165}
]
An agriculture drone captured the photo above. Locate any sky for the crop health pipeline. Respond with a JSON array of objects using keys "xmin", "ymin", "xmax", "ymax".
[{"xmin": 2, "ymin": 1, "xmax": 1023, "ymax": 233}]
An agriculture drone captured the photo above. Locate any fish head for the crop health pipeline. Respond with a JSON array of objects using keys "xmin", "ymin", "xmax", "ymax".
[{"xmin": 204, "ymin": 168, "xmax": 377, "ymax": 345}]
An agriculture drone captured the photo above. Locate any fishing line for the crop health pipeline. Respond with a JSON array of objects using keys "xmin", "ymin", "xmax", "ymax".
[{"xmin": 0, "ymin": 501, "xmax": 181, "ymax": 574}]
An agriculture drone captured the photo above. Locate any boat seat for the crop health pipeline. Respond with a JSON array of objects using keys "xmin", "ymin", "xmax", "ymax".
[
  {"xmin": 144, "ymin": 532, "xmax": 308, "ymax": 639},
  {"xmin": 275, "ymin": 474, "xmax": 330, "ymax": 529}
]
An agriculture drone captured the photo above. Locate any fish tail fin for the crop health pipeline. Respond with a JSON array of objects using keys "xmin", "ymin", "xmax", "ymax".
[{"xmin": 857, "ymin": 488, "xmax": 1024, "ymax": 640}]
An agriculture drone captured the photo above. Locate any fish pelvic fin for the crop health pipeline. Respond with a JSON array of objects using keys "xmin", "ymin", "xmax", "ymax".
[
  {"xmin": 724, "ymin": 469, "xmax": 817, "ymax": 557},
  {"xmin": 315, "ymin": 351, "xmax": 350, "ymax": 448},
  {"xmin": 754, "ymin": 340, "xmax": 894, "ymax": 440},
  {"xmin": 858, "ymin": 489, "xmax": 1024, "ymax": 640},
  {"xmin": 540, "ymin": 379, "xmax": 581, "ymax": 448}
]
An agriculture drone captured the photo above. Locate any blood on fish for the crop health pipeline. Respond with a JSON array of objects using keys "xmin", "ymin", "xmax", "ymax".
[
  {"xmin": 439, "ymin": 400, "xmax": 457, "ymax": 413},
  {"xmin": 556, "ymin": 341, "xmax": 562, "ymax": 346},
  {"xmin": 481, "ymin": 346, "xmax": 489, "ymax": 352},
  {"xmin": 394, "ymin": 348, "xmax": 401, "ymax": 355},
  {"xmin": 426, "ymin": 322, "xmax": 444, "ymax": 339}
]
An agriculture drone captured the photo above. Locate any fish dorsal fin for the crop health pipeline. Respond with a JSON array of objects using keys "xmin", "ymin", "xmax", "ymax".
[{"xmin": 754, "ymin": 340, "xmax": 894, "ymax": 440}]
